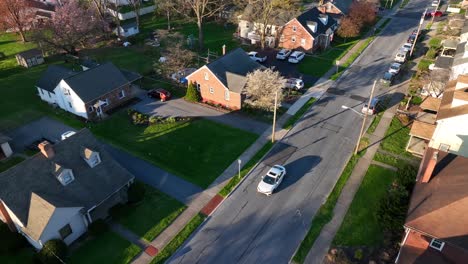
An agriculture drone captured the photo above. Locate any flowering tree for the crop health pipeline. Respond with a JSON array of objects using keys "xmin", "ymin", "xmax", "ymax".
[
  {"xmin": 245, "ymin": 68, "xmax": 286, "ymax": 110},
  {"xmin": 0, "ymin": 0, "xmax": 34, "ymax": 42},
  {"xmin": 32, "ymin": 0, "xmax": 108, "ymax": 54}
]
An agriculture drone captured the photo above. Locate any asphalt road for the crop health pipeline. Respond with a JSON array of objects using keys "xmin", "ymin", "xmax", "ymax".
[{"xmin": 166, "ymin": 1, "xmax": 429, "ymax": 263}]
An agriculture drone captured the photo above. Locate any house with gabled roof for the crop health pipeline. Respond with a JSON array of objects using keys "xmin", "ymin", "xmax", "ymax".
[
  {"xmin": 185, "ymin": 48, "xmax": 265, "ymax": 110},
  {"xmin": 0, "ymin": 129, "xmax": 134, "ymax": 249},
  {"xmin": 278, "ymin": 7, "xmax": 338, "ymax": 52},
  {"xmin": 36, "ymin": 62, "xmax": 141, "ymax": 120}
]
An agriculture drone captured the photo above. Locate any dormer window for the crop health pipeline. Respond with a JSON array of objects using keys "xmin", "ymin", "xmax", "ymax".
[
  {"xmin": 81, "ymin": 147, "xmax": 101, "ymax": 168},
  {"xmin": 52, "ymin": 163, "xmax": 75, "ymax": 186}
]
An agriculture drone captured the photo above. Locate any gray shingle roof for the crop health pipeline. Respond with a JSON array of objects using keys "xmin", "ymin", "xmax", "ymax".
[
  {"xmin": 36, "ymin": 65, "xmax": 76, "ymax": 92},
  {"xmin": 16, "ymin": 49, "xmax": 42, "ymax": 59},
  {"xmin": 0, "ymin": 129, "xmax": 134, "ymax": 238},
  {"xmin": 434, "ymin": 56, "xmax": 454, "ymax": 69},
  {"xmin": 296, "ymin": 7, "xmax": 337, "ymax": 38},
  {"xmin": 331, "ymin": 0, "xmax": 354, "ymax": 14},
  {"xmin": 63, "ymin": 62, "xmax": 130, "ymax": 103},
  {"xmin": 205, "ymin": 48, "xmax": 265, "ymax": 93}
]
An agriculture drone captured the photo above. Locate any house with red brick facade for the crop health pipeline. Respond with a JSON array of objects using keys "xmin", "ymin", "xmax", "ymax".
[
  {"xmin": 395, "ymin": 148, "xmax": 468, "ymax": 264},
  {"xmin": 36, "ymin": 62, "xmax": 141, "ymax": 121},
  {"xmin": 278, "ymin": 7, "xmax": 338, "ymax": 52},
  {"xmin": 185, "ymin": 48, "xmax": 265, "ymax": 110}
]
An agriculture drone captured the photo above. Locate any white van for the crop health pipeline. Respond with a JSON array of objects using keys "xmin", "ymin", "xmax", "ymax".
[{"xmin": 395, "ymin": 48, "xmax": 408, "ymax": 63}]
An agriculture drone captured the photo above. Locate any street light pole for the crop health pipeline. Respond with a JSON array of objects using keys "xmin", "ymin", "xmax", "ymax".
[
  {"xmin": 238, "ymin": 159, "xmax": 241, "ymax": 179},
  {"xmin": 410, "ymin": 9, "xmax": 427, "ymax": 58},
  {"xmin": 271, "ymin": 90, "xmax": 279, "ymax": 143},
  {"xmin": 430, "ymin": 0, "xmax": 441, "ymax": 25},
  {"xmin": 354, "ymin": 80, "xmax": 377, "ymax": 155},
  {"xmin": 336, "ymin": 60, "xmax": 340, "ymax": 74}
]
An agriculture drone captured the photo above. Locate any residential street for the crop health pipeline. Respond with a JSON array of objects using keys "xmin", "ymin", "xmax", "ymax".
[{"xmin": 166, "ymin": 1, "xmax": 429, "ymax": 263}]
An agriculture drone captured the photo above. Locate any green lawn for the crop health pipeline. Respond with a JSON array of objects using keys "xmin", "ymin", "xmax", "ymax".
[
  {"xmin": 150, "ymin": 213, "xmax": 206, "ymax": 264},
  {"xmin": 380, "ymin": 117, "xmax": 411, "ymax": 157},
  {"xmin": 69, "ymin": 231, "xmax": 141, "ymax": 264},
  {"xmin": 113, "ymin": 184, "xmax": 186, "ymax": 241},
  {"xmin": 0, "ymin": 249, "xmax": 34, "ymax": 264},
  {"xmin": 0, "ymin": 156, "xmax": 25, "ymax": 173},
  {"xmin": 373, "ymin": 152, "xmax": 418, "ymax": 170},
  {"xmin": 91, "ymin": 113, "xmax": 258, "ymax": 188},
  {"xmin": 0, "ymin": 33, "xmax": 36, "ymax": 71},
  {"xmin": 333, "ymin": 165, "xmax": 396, "ymax": 246}
]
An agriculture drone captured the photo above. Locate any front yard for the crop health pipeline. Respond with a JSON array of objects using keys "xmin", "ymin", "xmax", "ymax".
[
  {"xmin": 90, "ymin": 112, "xmax": 258, "ymax": 188},
  {"xmin": 380, "ymin": 117, "xmax": 411, "ymax": 157},
  {"xmin": 112, "ymin": 183, "xmax": 186, "ymax": 241},
  {"xmin": 69, "ymin": 231, "xmax": 141, "ymax": 264}
]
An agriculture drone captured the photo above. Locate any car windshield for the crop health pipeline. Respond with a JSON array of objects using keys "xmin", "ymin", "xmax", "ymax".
[
  {"xmin": 263, "ymin": 175, "xmax": 276, "ymax": 185},
  {"xmin": 391, "ymin": 65, "xmax": 399, "ymax": 70}
]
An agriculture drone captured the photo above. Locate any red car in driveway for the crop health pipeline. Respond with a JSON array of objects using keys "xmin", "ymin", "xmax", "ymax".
[
  {"xmin": 426, "ymin": 10, "xmax": 443, "ymax": 17},
  {"xmin": 147, "ymin": 88, "xmax": 171, "ymax": 102}
]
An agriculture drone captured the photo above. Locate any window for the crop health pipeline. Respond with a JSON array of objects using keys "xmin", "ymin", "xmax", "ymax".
[
  {"xmin": 196, "ymin": 83, "xmax": 201, "ymax": 91},
  {"xmin": 63, "ymin": 88, "xmax": 70, "ymax": 95},
  {"xmin": 224, "ymin": 88, "xmax": 230, "ymax": 101},
  {"xmin": 88, "ymin": 106, "xmax": 94, "ymax": 112},
  {"xmin": 59, "ymin": 224, "xmax": 72, "ymax": 240},
  {"xmin": 204, "ymin": 72, "xmax": 209, "ymax": 80},
  {"xmin": 301, "ymin": 38, "xmax": 306, "ymax": 46},
  {"xmin": 61, "ymin": 171, "xmax": 73, "ymax": 185},
  {"xmin": 292, "ymin": 25, "xmax": 297, "ymax": 32},
  {"xmin": 39, "ymin": 89, "xmax": 43, "ymax": 95},
  {"xmin": 90, "ymin": 154, "xmax": 101, "ymax": 167},
  {"xmin": 102, "ymin": 99, "xmax": 109, "ymax": 107},
  {"xmin": 68, "ymin": 102, "xmax": 72, "ymax": 108},
  {"xmin": 280, "ymin": 35, "xmax": 285, "ymax": 42},
  {"xmin": 439, "ymin": 143, "xmax": 450, "ymax": 152},
  {"xmin": 48, "ymin": 91, "xmax": 52, "ymax": 98},
  {"xmin": 292, "ymin": 36, "xmax": 296, "ymax": 43},
  {"xmin": 118, "ymin": 90, "xmax": 125, "ymax": 99},
  {"xmin": 209, "ymin": 87, "xmax": 214, "ymax": 94},
  {"xmin": 429, "ymin": 239, "xmax": 445, "ymax": 251}
]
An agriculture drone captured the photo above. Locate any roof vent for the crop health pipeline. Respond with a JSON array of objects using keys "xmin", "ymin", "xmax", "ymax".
[
  {"xmin": 307, "ymin": 21, "xmax": 318, "ymax": 33},
  {"xmin": 80, "ymin": 147, "xmax": 101, "ymax": 168},
  {"xmin": 52, "ymin": 163, "xmax": 75, "ymax": 186}
]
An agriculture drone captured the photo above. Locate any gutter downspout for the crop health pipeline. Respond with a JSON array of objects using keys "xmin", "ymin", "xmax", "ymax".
[{"xmin": 395, "ymin": 227, "xmax": 411, "ymax": 263}]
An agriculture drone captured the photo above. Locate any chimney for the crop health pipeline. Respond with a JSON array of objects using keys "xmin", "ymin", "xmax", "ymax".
[
  {"xmin": 421, "ymin": 151, "xmax": 438, "ymax": 183},
  {"xmin": 222, "ymin": 44, "xmax": 226, "ymax": 55},
  {"xmin": 38, "ymin": 141, "xmax": 54, "ymax": 159}
]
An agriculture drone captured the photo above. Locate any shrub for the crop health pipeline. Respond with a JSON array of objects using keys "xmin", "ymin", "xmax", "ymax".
[
  {"xmin": 0, "ymin": 223, "xmax": 26, "ymax": 254},
  {"xmin": 396, "ymin": 164, "xmax": 418, "ymax": 192},
  {"xmin": 354, "ymin": 249, "xmax": 364, "ymax": 260},
  {"xmin": 109, "ymin": 203, "xmax": 126, "ymax": 219},
  {"xmin": 376, "ymin": 186, "xmax": 409, "ymax": 233},
  {"xmin": 128, "ymin": 181, "xmax": 146, "ymax": 204},
  {"xmin": 88, "ymin": 219, "xmax": 109, "ymax": 236},
  {"xmin": 417, "ymin": 59, "xmax": 432, "ymax": 72},
  {"xmin": 426, "ymin": 48, "xmax": 437, "ymax": 59},
  {"xmin": 185, "ymin": 82, "xmax": 201, "ymax": 102},
  {"xmin": 36, "ymin": 239, "xmax": 67, "ymax": 264},
  {"xmin": 410, "ymin": 96, "xmax": 423, "ymax": 105}
]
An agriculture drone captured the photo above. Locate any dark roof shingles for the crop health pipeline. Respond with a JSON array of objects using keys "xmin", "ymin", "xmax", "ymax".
[
  {"xmin": 295, "ymin": 7, "xmax": 337, "ymax": 38},
  {"xmin": 36, "ymin": 65, "xmax": 76, "ymax": 92}
]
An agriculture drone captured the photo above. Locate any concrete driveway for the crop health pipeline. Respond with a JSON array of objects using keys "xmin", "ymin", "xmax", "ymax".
[
  {"xmin": 133, "ymin": 97, "xmax": 269, "ymax": 135},
  {"xmin": 6, "ymin": 117, "xmax": 202, "ymax": 205}
]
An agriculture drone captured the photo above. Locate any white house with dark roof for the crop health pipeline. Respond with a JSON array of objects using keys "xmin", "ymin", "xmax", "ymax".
[
  {"xmin": 0, "ymin": 129, "xmax": 134, "ymax": 249},
  {"xmin": 36, "ymin": 62, "xmax": 141, "ymax": 120}
]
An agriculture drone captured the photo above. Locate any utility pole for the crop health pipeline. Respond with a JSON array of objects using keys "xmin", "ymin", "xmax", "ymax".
[
  {"xmin": 354, "ymin": 80, "xmax": 377, "ymax": 155},
  {"xmin": 430, "ymin": 0, "xmax": 441, "ymax": 25},
  {"xmin": 271, "ymin": 90, "xmax": 279, "ymax": 143},
  {"xmin": 410, "ymin": 8, "xmax": 427, "ymax": 57}
]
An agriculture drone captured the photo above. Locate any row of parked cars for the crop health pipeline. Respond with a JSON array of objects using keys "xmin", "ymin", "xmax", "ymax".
[{"xmin": 247, "ymin": 49, "xmax": 306, "ymax": 64}]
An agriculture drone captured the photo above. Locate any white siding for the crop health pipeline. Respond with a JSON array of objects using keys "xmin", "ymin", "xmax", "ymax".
[
  {"xmin": 1, "ymin": 142, "xmax": 12, "ymax": 158},
  {"xmin": 53, "ymin": 81, "xmax": 88, "ymax": 119},
  {"xmin": 429, "ymin": 114, "xmax": 468, "ymax": 157},
  {"xmin": 39, "ymin": 207, "xmax": 86, "ymax": 247},
  {"xmin": 37, "ymin": 87, "xmax": 57, "ymax": 104},
  {"xmin": 115, "ymin": 26, "xmax": 140, "ymax": 37}
]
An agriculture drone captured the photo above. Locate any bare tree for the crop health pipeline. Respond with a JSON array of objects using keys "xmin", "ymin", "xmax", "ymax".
[
  {"xmin": 174, "ymin": 0, "xmax": 228, "ymax": 50},
  {"xmin": 349, "ymin": 1, "xmax": 377, "ymax": 27},
  {"xmin": 128, "ymin": 0, "xmax": 141, "ymax": 27},
  {"xmin": 0, "ymin": 0, "xmax": 33, "ymax": 42},
  {"xmin": 154, "ymin": 30, "xmax": 196, "ymax": 77},
  {"xmin": 245, "ymin": 68, "xmax": 286, "ymax": 110},
  {"xmin": 242, "ymin": 0, "xmax": 300, "ymax": 49},
  {"xmin": 156, "ymin": 0, "xmax": 176, "ymax": 30},
  {"xmin": 88, "ymin": 0, "xmax": 108, "ymax": 22}
]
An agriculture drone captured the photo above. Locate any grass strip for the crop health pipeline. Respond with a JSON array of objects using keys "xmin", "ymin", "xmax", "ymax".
[
  {"xmin": 150, "ymin": 213, "xmax": 206, "ymax": 264},
  {"xmin": 292, "ymin": 152, "xmax": 364, "ymax": 263},
  {"xmin": 219, "ymin": 141, "xmax": 274, "ymax": 197},
  {"xmin": 399, "ymin": 0, "xmax": 411, "ymax": 8},
  {"xmin": 283, "ymin": 98, "xmax": 317, "ymax": 130}
]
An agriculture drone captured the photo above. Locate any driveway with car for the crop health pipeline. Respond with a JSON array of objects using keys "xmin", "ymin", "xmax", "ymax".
[
  {"xmin": 132, "ymin": 96, "xmax": 269, "ymax": 135},
  {"xmin": 6, "ymin": 117, "xmax": 202, "ymax": 205}
]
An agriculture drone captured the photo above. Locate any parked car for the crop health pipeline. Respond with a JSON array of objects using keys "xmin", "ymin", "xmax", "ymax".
[
  {"xmin": 248, "ymin": 51, "xmax": 267, "ymax": 63},
  {"xmin": 389, "ymin": 62, "xmax": 402, "ymax": 75},
  {"xmin": 426, "ymin": 10, "xmax": 443, "ymax": 17},
  {"xmin": 276, "ymin": 49, "xmax": 292, "ymax": 60},
  {"xmin": 380, "ymin": 72, "xmax": 395, "ymax": 86},
  {"xmin": 408, "ymin": 34, "xmax": 417, "ymax": 44},
  {"xmin": 284, "ymin": 78, "xmax": 304, "ymax": 90},
  {"xmin": 257, "ymin": 165, "xmax": 287, "ymax": 196},
  {"xmin": 431, "ymin": 0, "xmax": 439, "ymax": 6},
  {"xmin": 288, "ymin": 51, "xmax": 305, "ymax": 63},
  {"xmin": 171, "ymin": 68, "xmax": 196, "ymax": 84},
  {"xmin": 362, "ymin": 97, "xmax": 381, "ymax": 115},
  {"xmin": 402, "ymin": 42, "xmax": 413, "ymax": 52},
  {"xmin": 395, "ymin": 48, "xmax": 408, "ymax": 63},
  {"xmin": 61, "ymin": 131, "xmax": 76, "ymax": 140},
  {"xmin": 147, "ymin": 88, "xmax": 171, "ymax": 102}
]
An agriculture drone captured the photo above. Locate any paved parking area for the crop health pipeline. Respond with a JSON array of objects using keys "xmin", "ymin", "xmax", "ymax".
[{"xmin": 133, "ymin": 96, "xmax": 269, "ymax": 135}]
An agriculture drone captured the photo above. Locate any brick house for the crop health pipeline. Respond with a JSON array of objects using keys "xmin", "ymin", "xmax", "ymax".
[
  {"xmin": 278, "ymin": 7, "xmax": 338, "ymax": 52},
  {"xmin": 185, "ymin": 48, "xmax": 264, "ymax": 110},
  {"xmin": 317, "ymin": 0, "xmax": 355, "ymax": 19},
  {"xmin": 36, "ymin": 62, "xmax": 141, "ymax": 120},
  {"xmin": 0, "ymin": 129, "xmax": 134, "ymax": 250},
  {"xmin": 395, "ymin": 148, "xmax": 468, "ymax": 263}
]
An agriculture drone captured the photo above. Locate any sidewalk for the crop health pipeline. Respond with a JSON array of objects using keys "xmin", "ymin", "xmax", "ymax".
[{"xmin": 303, "ymin": 83, "xmax": 406, "ymax": 264}]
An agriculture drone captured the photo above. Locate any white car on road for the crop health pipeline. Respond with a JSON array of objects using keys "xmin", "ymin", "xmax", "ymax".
[
  {"xmin": 402, "ymin": 43, "xmax": 412, "ymax": 52},
  {"xmin": 284, "ymin": 78, "xmax": 304, "ymax": 90},
  {"xmin": 389, "ymin": 62, "xmax": 402, "ymax": 75},
  {"xmin": 248, "ymin": 51, "xmax": 267, "ymax": 63},
  {"xmin": 288, "ymin": 51, "xmax": 305, "ymax": 63},
  {"xmin": 276, "ymin": 49, "xmax": 292, "ymax": 60},
  {"xmin": 257, "ymin": 165, "xmax": 287, "ymax": 196}
]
